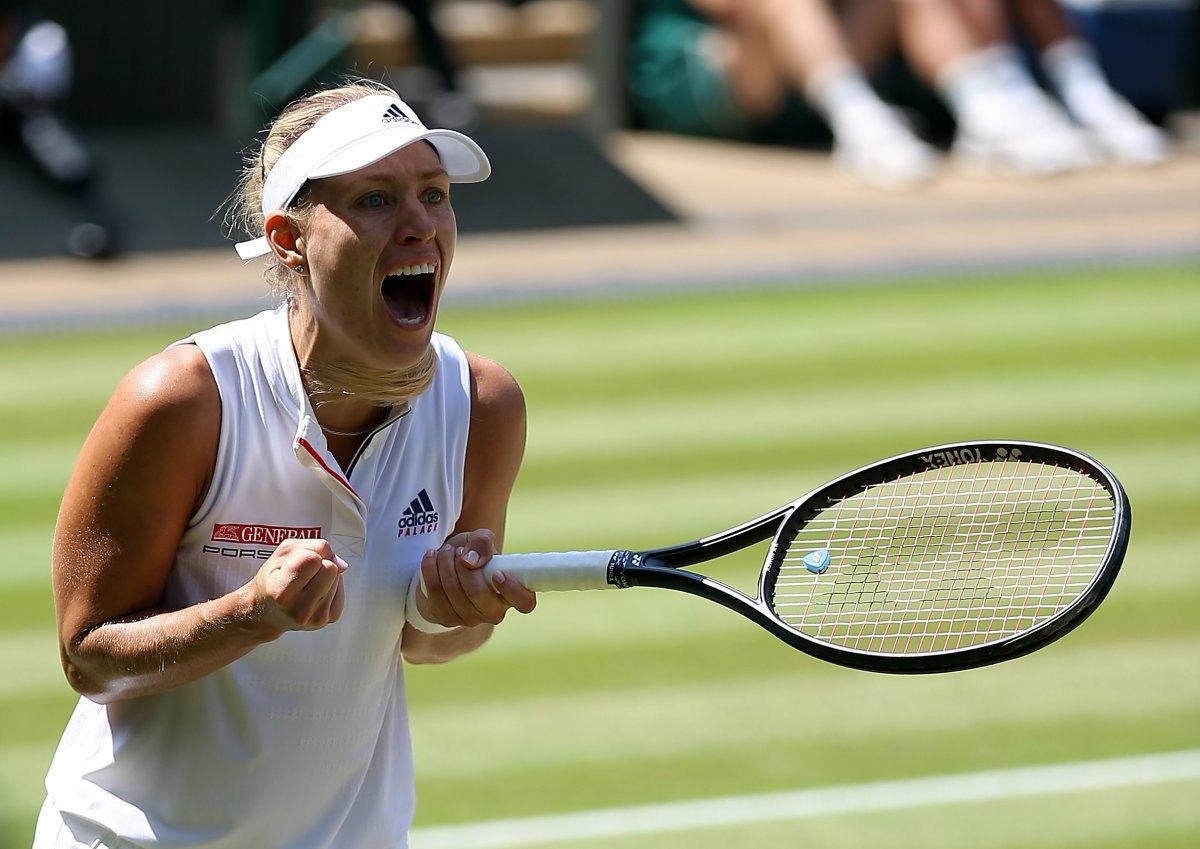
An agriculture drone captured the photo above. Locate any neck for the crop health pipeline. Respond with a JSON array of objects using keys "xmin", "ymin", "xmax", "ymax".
[{"xmin": 288, "ymin": 301, "xmax": 439, "ymax": 409}]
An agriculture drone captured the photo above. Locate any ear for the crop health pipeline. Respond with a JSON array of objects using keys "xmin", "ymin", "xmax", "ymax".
[{"xmin": 264, "ymin": 210, "xmax": 306, "ymax": 271}]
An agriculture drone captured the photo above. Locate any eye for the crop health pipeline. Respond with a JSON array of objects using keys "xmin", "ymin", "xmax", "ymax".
[
  {"xmin": 359, "ymin": 191, "xmax": 388, "ymax": 209},
  {"xmin": 423, "ymin": 187, "xmax": 448, "ymax": 205}
]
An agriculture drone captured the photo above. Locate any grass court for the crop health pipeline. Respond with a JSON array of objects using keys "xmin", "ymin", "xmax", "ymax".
[{"xmin": 1, "ymin": 261, "xmax": 1197, "ymax": 847}]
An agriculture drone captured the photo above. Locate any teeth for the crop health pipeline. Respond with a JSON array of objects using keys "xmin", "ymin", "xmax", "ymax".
[{"xmin": 389, "ymin": 263, "xmax": 436, "ymax": 276}]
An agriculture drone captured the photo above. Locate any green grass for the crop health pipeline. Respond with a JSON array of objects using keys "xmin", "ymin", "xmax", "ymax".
[{"xmin": 2, "ymin": 261, "xmax": 1197, "ymax": 847}]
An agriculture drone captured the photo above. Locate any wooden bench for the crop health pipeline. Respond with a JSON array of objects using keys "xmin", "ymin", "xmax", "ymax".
[{"xmin": 343, "ymin": 0, "xmax": 602, "ymax": 124}]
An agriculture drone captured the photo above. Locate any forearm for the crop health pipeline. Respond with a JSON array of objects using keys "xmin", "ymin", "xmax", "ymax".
[
  {"xmin": 401, "ymin": 622, "xmax": 494, "ymax": 665},
  {"xmin": 63, "ymin": 584, "xmax": 279, "ymax": 703}
]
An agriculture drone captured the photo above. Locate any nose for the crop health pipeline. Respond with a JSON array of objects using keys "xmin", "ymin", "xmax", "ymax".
[{"xmin": 393, "ymin": 195, "xmax": 435, "ymax": 245}]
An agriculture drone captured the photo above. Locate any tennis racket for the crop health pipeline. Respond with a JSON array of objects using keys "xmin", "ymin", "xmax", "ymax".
[{"xmin": 485, "ymin": 440, "xmax": 1130, "ymax": 673}]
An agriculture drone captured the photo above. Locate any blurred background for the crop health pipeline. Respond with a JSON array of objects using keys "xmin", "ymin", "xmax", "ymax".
[
  {"xmin": 1, "ymin": 1, "xmax": 1198, "ymax": 847},
  {"xmin": 0, "ymin": 0, "xmax": 1197, "ymax": 262}
]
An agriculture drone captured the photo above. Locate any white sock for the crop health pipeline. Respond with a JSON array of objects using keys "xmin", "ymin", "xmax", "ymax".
[
  {"xmin": 985, "ymin": 45, "xmax": 1043, "ymax": 97},
  {"xmin": 938, "ymin": 45, "xmax": 1059, "ymax": 137},
  {"xmin": 1041, "ymin": 37, "xmax": 1167, "ymax": 164},
  {"xmin": 937, "ymin": 46, "xmax": 1014, "ymax": 137},
  {"xmin": 1041, "ymin": 38, "xmax": 1127, "ymax": 128},
  {"xmin": 805, "ymin": 60, "xmax": 899, "ymax": 141}
]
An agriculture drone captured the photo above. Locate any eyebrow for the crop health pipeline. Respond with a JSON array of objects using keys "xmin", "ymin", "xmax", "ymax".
[
  {"xmin": 416, "ymin": 167, "xmax": 450, "ymax": 181},
  {"xmin": 351, "ymin": 165, "xmax": 449, "ymax": 184}
]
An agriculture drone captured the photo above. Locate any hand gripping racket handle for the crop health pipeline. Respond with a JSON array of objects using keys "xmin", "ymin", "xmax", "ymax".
[{"xmin": 483, "ymin": 551, "xmax": 618, "ymax": 591}]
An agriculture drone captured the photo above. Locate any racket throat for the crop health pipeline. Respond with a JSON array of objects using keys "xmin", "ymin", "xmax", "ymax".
[{"xmin": 607, "ymin": 551, "xmax": 636, "ymax": 588}]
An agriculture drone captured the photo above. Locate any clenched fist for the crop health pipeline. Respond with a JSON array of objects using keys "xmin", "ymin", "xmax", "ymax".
[{"xmin": 252, "ymin": 538, "xmax": 348, "ymax": 634}]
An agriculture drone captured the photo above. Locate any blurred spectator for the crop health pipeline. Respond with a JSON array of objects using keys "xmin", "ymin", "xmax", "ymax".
[
  {"xmin": 627, "ymin": 0, "xmax": 939, "ymax": 189},
  {"xmin": 892, "ymin": 0, "xmax": 1096, "ymax": 175},
  {"xmin": 388, "ymin": 0, "xmax": 479, "ymax": 128},
  {"xmin": 381, "ymin": 0, "xmax": 544, "ymax": 129},
  {"xmin": 874, "ymin": 0, "xmax": 1168, "ymax": 175},
  {"xmin": 939, "ymin": 0, "xmax": 1170, "ymax": 167},
  {"xmin": 0, "ymin": 0, "xmax": 119, "ymax": 257},
  {"xmin": 627, "ymin": 0, "xmax": 1173, "ymax": 183}
]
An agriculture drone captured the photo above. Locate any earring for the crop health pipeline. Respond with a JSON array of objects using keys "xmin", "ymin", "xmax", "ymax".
[{"xmin": 295, "ymin": 264, "xmax": 305, "ymax": 274}]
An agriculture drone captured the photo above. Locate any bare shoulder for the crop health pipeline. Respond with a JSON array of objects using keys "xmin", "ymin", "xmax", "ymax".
[
  {"xmin": 466, "ymin": 352, "xmax": 525, "ymax": 424},
  {"xmin": 70, "ymin": 342, "xmax": 221, "ymax": 526},
  {"xmin": 119, "ymin": 342, "xmax": 218, "ymax": 417}
]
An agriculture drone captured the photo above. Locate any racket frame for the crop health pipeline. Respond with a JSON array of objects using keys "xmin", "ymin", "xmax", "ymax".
[{"xmin": 611, "ymin": 440, "xmax": 1130, "ymax": 673}]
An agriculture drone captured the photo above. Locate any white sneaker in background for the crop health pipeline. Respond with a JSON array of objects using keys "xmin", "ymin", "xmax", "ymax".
[
  {"xmin": 831, "ymin": 105, "xmax": 939, "ymax": 189},
  {"xmin": 1040, "ymin": 37, "xmax": 1171, "ymax": 168},
  {"xmin": 1072, "ymin": 99, "xmax": 1171, "ymax": 167},
  {"xmin": 952, "ymin": 86, "xmax": 1097, "ymax": 177}
]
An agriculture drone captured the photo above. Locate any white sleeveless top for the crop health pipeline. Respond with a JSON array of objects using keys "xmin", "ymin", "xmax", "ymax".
[{"xmin": 41, "ymin": 306, "xmax": 471, "ymax": 848}]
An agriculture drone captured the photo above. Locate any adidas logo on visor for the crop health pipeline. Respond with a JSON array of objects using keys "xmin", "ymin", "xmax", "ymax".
[{"xmin": 381, "ymin": 103, "xmax": 415, "ymax": 124}]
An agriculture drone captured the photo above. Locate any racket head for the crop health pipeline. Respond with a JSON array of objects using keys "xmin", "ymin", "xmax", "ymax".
[{"xmin": 758, "ymin": 441, "xmax": 1130, "ymax": 673}]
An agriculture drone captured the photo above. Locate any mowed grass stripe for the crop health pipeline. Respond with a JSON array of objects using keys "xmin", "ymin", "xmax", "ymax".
[
  {"xmin": 0, "ymin": 741, "xmax": 53, "ymax": 819},
  {"xmin": 0, "ymin": 492, "xmax": 64, "ymax": 533},
  {"xmin": 518, "ymin": 365, "xmax": 1199, "ymax": 476},
  {"xmin": 0, "ymin": 580, "xmax": 58, "ymax": 631},
  {"xmin": 4, "ymin": 264, "xmax": 1194, "ymax": 403},
  {"xmin": 0, "ymin": 526, "xmax": 53, "ymax": 587},
  {"xmin": 5, "ymin": 387, "xmax": 1196, "ymax": 509},
  {"xmin": 410, "ymin": 767, "xmax": 1200, "ymax": 849},
  {"xmin": 599, "ymin": 781, "xmax": 1200, "ymax": 849},
  {"xmin": 0, "ymin": 326, "xmax": 185, "ymax": 403},
  {"xmin": 409, "ymin": 634, "xmax": 1200, "ymax": 779},
  {"xmin": 497, "ymin": 312, "xmax": 1197, "ymax": 405},
  {"xmin": 2, "ymin": 263, "xmax": 1197, "ymax": 847},
  {"xmin": 410, "ymin": 723, "xmax": 1200, "ymax": 831},
  {"xmin": 0, "ymin": 440, "xmax": 77, "ymax": 495},
  {"xmin": 0, "ymin": 631, "xmax": 68, "ymax": 700},
  {"xmin": 406, "ymin": 603, "xmax": 1198, "ymax": 708},
  {"xmin": 442, "ymin": 301, "xmax": 1198, "ymax": 403},
  {"xmin": 10, "ymin": 357, "xmax": 1196, "ymax": 505},
  {"xmin": 506, "ymin": 441, "xmax": 1195, "ymax": 551},
  {"xmin": 0, "ymin": 407, "xmax": 107, "ymax": 444},
  {"xmin": 438, "ymin": 264, "xmax": 1199, "ymax": 374}
]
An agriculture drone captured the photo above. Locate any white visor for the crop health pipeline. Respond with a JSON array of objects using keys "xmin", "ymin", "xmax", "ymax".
[{"xmin": 234, "ymin": 94, "xmax": 490, "ymax": 259}]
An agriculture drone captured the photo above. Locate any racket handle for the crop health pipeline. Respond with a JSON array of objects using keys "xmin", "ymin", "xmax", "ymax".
[{"xmin": 484, "ymin": 551, "xmax": 618, "ymax": 591}]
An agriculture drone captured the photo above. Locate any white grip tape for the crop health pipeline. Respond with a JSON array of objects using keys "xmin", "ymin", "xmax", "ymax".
[{"xmin": 484, "ymin": 551, "xmax": 617, "ymax": 592}]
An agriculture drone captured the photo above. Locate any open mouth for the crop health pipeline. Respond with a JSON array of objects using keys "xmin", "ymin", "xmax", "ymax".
[{"xmin": 381, "ymin": 263, "xmax": 437, "ymax": 328}]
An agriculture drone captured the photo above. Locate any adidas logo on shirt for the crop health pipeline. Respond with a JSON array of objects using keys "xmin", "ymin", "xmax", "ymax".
[
  {"xmin": 381, "ymin": 103, "xmax": 415, "ymax": 125},
  {"xmin": 398, "ymin": 488, "xmax": 439, "ymax": 536}
]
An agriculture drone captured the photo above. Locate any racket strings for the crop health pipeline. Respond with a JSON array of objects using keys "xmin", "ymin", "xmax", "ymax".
[{"xmin": 768, "ymin": 460, "xmax": 1117, "ymax": 655}]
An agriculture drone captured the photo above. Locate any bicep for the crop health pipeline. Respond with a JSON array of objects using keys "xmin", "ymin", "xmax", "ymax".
[
  {"xmin": 53, "ymin": 345, "xmax": 220, "ymax": 649},
  {"xmin": 453, "ymin": 354, "xmax": 527, "ymax": 547}
]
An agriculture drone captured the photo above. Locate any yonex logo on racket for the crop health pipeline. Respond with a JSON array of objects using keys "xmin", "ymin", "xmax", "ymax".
[
  {"xmin": 920, "ymin": 445, "xmax": 1026, "ymax": 468},
  {"xmin": 381, "ymin": 103, "xmax": 415, "ymax": 124},
  {"xmin": 398, "ymin": 489, "xmax": 439, "ymax": 536},
  {"xmin": 921, "ymin": 447, "xmax": 985, "ymax": 468}
]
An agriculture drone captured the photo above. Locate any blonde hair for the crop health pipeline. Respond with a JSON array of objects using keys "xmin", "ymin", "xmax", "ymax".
[
  {"xmin": 227, "ymin": 79, "xmax": 439, "ymax": 409},
  {"xmin": 227, "ymin": 78, "xmax": 397, "ymax": 296}
]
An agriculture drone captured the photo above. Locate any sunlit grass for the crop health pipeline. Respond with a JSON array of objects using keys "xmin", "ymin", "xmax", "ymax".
[{"xmin": 1, "ymin": 261, "xmax": 1196, "ymax": 847}]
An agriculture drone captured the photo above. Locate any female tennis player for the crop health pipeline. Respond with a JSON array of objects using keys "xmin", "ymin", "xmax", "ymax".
[{"xmin": 33, "ymin": 79, "xmax": 536, "ymax": 848}]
